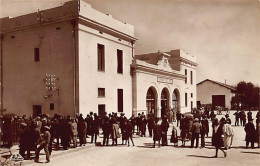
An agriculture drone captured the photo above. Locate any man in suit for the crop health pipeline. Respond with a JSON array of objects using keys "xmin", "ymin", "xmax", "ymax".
[{"xmin": 191, "ymin": 118, "xmax": 201, "ymax": 148}]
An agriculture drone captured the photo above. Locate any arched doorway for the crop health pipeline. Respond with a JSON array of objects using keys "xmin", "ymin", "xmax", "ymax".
[
  {"xmin": 172, "ymin": 89, "xmax": 180, "ymax": 112},
  {"xmin": 146, "ymin": 87, "xmax": 157, "ymax": 116},
  {"xmin": 161, "ymin": 88, "xmax": 169, "ymax": 117}
]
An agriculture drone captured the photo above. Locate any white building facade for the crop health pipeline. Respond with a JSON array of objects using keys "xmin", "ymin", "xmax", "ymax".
[
  {"xmin": 197, "ymin": 79, "xmax": 235, "ymax": 109},
  {"xmin": 132, "ymin": 50, "xmax": 197, "ymax": 117},
  {"xmin": 0, "ymin": 1, "xmax": 197, "ymax": 118},
  {"xmin": 0, "ymin": 0, "xmax": 137, "ymax": 117}
]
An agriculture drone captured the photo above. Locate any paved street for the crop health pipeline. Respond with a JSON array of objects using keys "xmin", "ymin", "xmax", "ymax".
[{"xmin": 23, "ymin": 110, "xmax": 260, "ymax": 166}]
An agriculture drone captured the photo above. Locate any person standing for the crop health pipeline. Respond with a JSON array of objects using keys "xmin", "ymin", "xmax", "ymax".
[
  {"xmin": 147, "ymin": 113, "xmax": 155, "ymax": 137},
  {"xmin": 35, "ymin": 126, "xmax": 51, "ymax": 163},
  {"xmin": 91, "ymin": 114, "xmax": 99, "ymax": 144},
  {"xmin": 233, "ymin": 110, "xmax": 240, "ymax": 126},
  {"xmin": 170, "ymin": 125, "xmax": 178, "ymax": 146},
  {"xmin": 125, "ymin": 120, "xmax": 135, "ymax": 146},
  {"xmin": 77, "ymin": 116, "xmax": 87, "ymax": 146},
  {"xmin": 111, "ymin": 119, "xmax": 120, "ymax": 146},
  {"xmin": 161, "ymin": 117, "xmax": 169, "ymax": 146},
  {"xmin": 200, "ymin": 116, "xmax": 208, "ymax": 148},
  {"xmin": 244, "ymin": 117, "xmax": 256, "ymax": 148},
  {"xmin": 176, "ymin": 111, "xmax": 182, "ymax": 127},
  {"xmin": 153, "ymin": 118, "xmax": 161, "ymax": 148},
  {"xmin": 190, "ymin": 118, "xmax": 201, "ymax": 148},
  {"xmin": 256, "ymin": 110, "xmax": 260, "ymax": 148},
  {"xmin": 223, "ymin": 119, "xmax": 234, "ymax": 149}
]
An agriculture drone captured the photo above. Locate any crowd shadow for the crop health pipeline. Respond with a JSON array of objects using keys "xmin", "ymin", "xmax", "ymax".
[
  {"xmin": 137, "ymin": 143, "xmax": 155, "ymax": 148},
  {"xmin": 241, "ymin": 151, "xmax": 260, "ymax": 155},
  {"xmin": 186, "ymin": 155, "xmax": 216, "ymax": 158}
]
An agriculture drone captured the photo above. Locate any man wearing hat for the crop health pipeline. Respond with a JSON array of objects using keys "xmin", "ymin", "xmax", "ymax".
[
  {"xmin": 35, "ymin": 126, "xmax": 51, "ymax": 163},
  {"xmin": 244, "ymin": 117, "xmax": 256, "ymax": 148},
  {"xmin": 190, "ymin": 118, "xmax": 201, "ymax": 148}
]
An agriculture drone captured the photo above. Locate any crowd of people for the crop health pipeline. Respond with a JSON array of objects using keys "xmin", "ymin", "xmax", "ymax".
[{"xmin": 0, "ymin": 109, "xmax": 259, "ymax": 163}]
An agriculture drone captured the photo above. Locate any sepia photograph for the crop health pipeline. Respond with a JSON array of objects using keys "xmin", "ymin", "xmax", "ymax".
[{"xmin": 0, "ymin": 0, "xmax": 259, "ymax": 165}]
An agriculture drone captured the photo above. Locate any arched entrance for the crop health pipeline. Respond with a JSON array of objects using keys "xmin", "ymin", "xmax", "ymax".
[
  {"xmin": 146, "ymin": 87, "xmax": 157, "ymax": 116},
  {"xmin": 172, "ymin": 89, "xmax": 180, "ymax": 112},
  {"xmin": 161, "ymin": 88, "xmax": 169, "ymax": 117}
]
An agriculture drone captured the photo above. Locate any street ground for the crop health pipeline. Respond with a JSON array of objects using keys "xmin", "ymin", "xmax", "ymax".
[{"xmin": 1, "ymin": 110, "xmax": 259, "ymax": 166}]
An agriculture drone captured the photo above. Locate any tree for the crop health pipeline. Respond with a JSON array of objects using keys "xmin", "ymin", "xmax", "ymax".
[{"xmin": 232, "ymin": 81, "xmax": 259, "ymax": 110}]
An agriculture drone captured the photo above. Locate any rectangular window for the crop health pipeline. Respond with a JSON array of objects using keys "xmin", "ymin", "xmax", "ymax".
[
  {"xmin": 185, "ymin": 69, "xmax": 187, "ymax": 84},
  {"xmin": 98, "ymin": 104, "xmax": 105, "ymax": 116},
  {"xmin": 190, "ymin": 71, "xmax": 193, "ymax": 85},
  {"xmin": 191, "ymin": 101, "xmax": 193, "ymax": 110},
  {"xmin": 117, "ymin": 49, "xmax": 123, "ymax": 73},
  {"xmin": 50, "ymin": 103, "xmax": 54, "ymax": 110},
  {"xmin": 118, "ymin": 89, "xmax": 123, "ymax": 112},
  {"xmin": 185, "ymin": 93, "xmax": 188, "ymax": 107},
  {"xmin": 98, "ymin": 88, "xmax": 105, "ymax": 97},
  {"xmin": 34, "ymin": 48, "xmax": 40, "ymax": 61},
  {"xmin": 97, "ymin": 44, "xmax": 105, "ymax": 71},
  {"xmin": 191, "ymin": 93, "xmax": 193, "ymax": 98}
]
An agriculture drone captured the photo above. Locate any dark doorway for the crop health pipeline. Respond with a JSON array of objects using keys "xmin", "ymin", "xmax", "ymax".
[
  {"xmin": 33, "ymin": 105, "xmax": 42, "ymax": 118},
  {"xmin": 161, "ymin": 88, "xmax": 168, "ymax": 117},
  {"xmin": 212, "ymin": 95, "xmax": 225, "ymax": 108},
  {"xmin": 98, "ymin": 104, "xmax": 105, "ymax": 116}
]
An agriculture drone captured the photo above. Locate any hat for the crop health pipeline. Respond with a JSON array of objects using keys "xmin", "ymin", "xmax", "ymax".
[
  {"xmin": 225, "ymin": 114, "xmax": 229, "ymax": 117},
  {"xmin": 44, "ymin": 126, "xmax": 50, "ymax": 130},
  {"xmin": 21, "ymin": 123, "xmax": 27, "ymax": 127},
  {"xmin": 194, "ymin": 118, "xmax": 199, "ymax": 122}
]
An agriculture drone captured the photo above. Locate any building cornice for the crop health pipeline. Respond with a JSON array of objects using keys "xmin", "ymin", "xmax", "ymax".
[
  {"xmin": 0, "ymin": 15, "xmax": 78, "ymax": 34},
  {"xmin": 78, "ymin": 15, "xmax": 138, "ymax": 42},
  {"xmin": 132, "ymin": 63, "xmax": 186, "ymax": 80},
  {"xmin": 180, "ymin": 57, "xmax": 198, "ymax": 67}
]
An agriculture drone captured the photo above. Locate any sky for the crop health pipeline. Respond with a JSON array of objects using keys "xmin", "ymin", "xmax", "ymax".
[{"xmin": 0, "ymin": 0, "xmax": 259, "ymax": 86}]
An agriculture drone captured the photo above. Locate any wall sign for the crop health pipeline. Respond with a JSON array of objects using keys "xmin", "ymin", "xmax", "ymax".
[{"xmin": 157, "ymin": 77, "xmax": 173, "ymax": 84}]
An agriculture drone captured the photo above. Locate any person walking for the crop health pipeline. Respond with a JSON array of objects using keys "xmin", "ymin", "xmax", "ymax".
[
  {"xmin": 212, "ymin": 118, "xmax": 227, "ymax": 158},
  {"xmin": 35, "ymin": 126, "xmax": 51, "ymax": 163}
]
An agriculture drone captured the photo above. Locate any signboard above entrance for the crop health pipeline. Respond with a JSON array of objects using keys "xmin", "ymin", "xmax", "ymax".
[{"xmin": 157, "ymin": 77, "xmax": 173, "ymax": 84}]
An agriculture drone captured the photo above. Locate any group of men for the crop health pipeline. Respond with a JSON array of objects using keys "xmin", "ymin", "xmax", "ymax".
[{"xmin": 0, "ymin": 109, "xmax": 260, "ymax": 163}]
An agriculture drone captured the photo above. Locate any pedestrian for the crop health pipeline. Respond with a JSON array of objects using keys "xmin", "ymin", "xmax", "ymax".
[
  {"xmin": 200, "ymin": 116, "xmax": 208, "ymax": 148},
  {"xmin": 70, "ymin": 118, "xmax": 78, "ymax": 148},
  {"xmin": 125, "ymin": 120, "xmax": 135, "ymax": 146},
  {"xmin": 244, "ymin": 117, "xmax": 256, "ymax": 148},
  {"xmin": 190, "ymin": 118, "xmax": 201, "ymax": 148},
  {"xmin": 223, "ymin": 119, "xmax": 234, "ymax": 149},
  {"xmin": 212, "ymin": 118, "xmax": 227, "ymax": 158},
  {"xmin": 77, "ymin": 116, "xmax": 87, "ymax": 146},
  {"xmin": 176, "ymin": 111, "xmax": 181, "ymax": 127},
  {"xmin": 102, "ymin": 117, "xmax": 111, "ymax": 146},
  {"xmin": 233, "ymin": 110, "xmax": 240, "ymax": 126},
  {"xmin": 147, "ymin": 113, "xmax": 155, "ymax": 137},
  {"xmin": 35, "ymin": 126, "xmax": 51, "ymax": 163},
  {"xmin": 170, "ymin": 125, "xmax": 178, "ymax": 146},
  {"xmin": 153, "ymin": 118, "xmax": 161, "ymax": 148},
  {"xmin": 91, "ymin": 114, "xmax": 99, "ymax": 144},
  {"xmin": 111, "ymin": 119, "xmax": 120, "ymax": 146},
  {"xmin": 161, "ymin": 116, "xmax": 169, "ymax": 146}
]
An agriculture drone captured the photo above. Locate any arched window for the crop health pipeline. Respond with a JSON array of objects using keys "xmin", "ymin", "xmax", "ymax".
[{"xmin": 146, "ymin": 88, "xmax": 156, "ymax": 114}]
